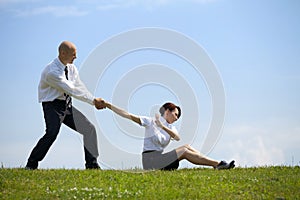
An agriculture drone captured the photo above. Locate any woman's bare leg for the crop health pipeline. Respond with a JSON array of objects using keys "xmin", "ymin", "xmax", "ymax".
[{"xmin": 176, "ymin": 144, "xmax": 219, "ymax": 167}]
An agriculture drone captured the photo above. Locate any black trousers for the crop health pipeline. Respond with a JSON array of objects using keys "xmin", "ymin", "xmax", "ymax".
[{"xmin": 26, "ymin": 99, "xmax": 99, "ymax": 168}]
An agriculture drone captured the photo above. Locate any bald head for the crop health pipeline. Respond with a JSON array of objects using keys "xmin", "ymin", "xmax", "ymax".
[
  {"xmin": 59, "ymin": 41, "xmax": 76, "ymax": 54},
  {"xmin": 58, "ymin": 41, "xmax": 77, "ymax": 65}
]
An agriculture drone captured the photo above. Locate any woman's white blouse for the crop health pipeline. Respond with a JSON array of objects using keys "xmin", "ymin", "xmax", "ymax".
[{"xmin": 140, "ymin": 116, "xmax": 178, "ymax": 152}]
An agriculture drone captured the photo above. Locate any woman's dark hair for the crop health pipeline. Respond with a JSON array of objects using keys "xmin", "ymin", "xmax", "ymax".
[{"xmin": 159, "ymin": 102, "xmax": 181, "ymax": 119}]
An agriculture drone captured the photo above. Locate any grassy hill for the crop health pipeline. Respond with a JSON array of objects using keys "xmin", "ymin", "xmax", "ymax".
[{"xmin": 1, "ymin": 166, "xmax": 299, "ymax": 199}]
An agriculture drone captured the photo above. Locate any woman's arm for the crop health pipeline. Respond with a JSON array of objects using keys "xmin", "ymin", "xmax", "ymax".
[
  {"xmin": 105, "ymin": 101, "xmax": 141, "ymax": 125},
  {"xmin": 154, "ymin": 114, "xmax": 181, "ymax": 141}
]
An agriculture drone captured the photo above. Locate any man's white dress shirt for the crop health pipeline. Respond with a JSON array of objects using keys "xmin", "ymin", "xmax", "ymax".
[{"xmin": 38, "ymin": 58, "xmax": 94, "ymax": 105}]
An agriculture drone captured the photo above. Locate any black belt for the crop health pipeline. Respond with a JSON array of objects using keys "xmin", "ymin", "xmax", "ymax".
[
  {"xmin": 142, "ymin": 150, "xmax": 156, "ymax": 154},
  {"xmin": 42, "ymin": 99, "xmax": 64, "ymax": 104},
  {"xmin": 42, "ymin": 99, "xmax": 72, "ymax": 107}
]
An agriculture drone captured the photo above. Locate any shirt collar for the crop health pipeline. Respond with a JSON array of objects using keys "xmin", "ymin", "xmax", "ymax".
[
  {"xmin": 159, "ymin": 116, "xmax": 171, "ymax": 127},
  {"xmin": 55, "ymin": 57, "xmax": 67, "ymax": 69}
]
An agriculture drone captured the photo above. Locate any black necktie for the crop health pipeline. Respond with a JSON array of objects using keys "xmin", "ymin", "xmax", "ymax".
[
  {"xmin": 64, "ymin": 66, "xmax": 69, "ymax": 80},
  {"xmin": 64, "ymin": 66, "xmax": 72, "ymax": 107}
]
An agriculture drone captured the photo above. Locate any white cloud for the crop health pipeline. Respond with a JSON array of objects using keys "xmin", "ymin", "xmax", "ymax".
[
  {"xmin": 231, "ymin": 135, "xmax": 285, "ymax": 167},
  {"xmin": 211, "ymin": 123, "xmax": 300, "ymax": 167},
  {"xmin": 2, "ymin": 0, "xmax": 217, "ymax": 17},
  {"xmin": 96, "ymin": 4, "xmax": 122, "ymax": 11},
  {"xmin": 0, "ymin": 0, "xmax": 42, "ymax": 7},
  {"xmin": 95, "ymin": 0, "xmax": 217, "ymax": 11},
  {"xmin": 14, "ymin": 6, "xmax": 88, "ymax": 17},
  {"xmin": 0, "ymin": 0, "xmax": 39, "ymax": 4}
]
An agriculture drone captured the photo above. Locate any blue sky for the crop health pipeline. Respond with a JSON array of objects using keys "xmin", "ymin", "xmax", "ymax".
[{"xmin": 0, "ymin": 0, "xmax": 299, "ymax": 169}]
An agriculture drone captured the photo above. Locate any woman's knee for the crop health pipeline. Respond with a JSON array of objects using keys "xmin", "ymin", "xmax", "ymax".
[
  {"xmin": 176, "ymin": 144, "xmax": 191, "ymax": 159},
  {"xmin": 182, "ymin": 144, "xmax": 191, "ymax": 151}
]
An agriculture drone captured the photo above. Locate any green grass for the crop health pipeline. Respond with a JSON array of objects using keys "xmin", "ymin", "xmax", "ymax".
[{"xmin": 1, "ymin": 166, "xmax": 299, "ymax": 199}]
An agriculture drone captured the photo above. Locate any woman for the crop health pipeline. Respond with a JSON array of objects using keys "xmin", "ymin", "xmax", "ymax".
[{"xmin": 105, "ymin": 101, "xmax": 235, "ymax": 170}]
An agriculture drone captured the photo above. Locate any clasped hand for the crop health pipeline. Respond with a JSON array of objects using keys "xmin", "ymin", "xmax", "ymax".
[
  {"xmin": 93, "ymin": 98, "xmax": 106, "ymax": 110},
  {"xmin": 155, "ymin": 113, "xmax": 163, "ymax": 128}
]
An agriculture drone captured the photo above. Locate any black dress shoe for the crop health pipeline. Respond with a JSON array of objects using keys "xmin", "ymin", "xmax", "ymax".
[
  {"xmin": 215, "ymin": 160, "xmax": 235, "ymax": 170},
  {"xmin": 25, "ymin": 166, "xmax": 37, "ymax": 170},
  {"xmin": 25, "ymin": 161, "xmax": 38, "ymax": 170},
  {"xmin": 85, "ymin": 162, "xmax": 101, "ymax": 170}
]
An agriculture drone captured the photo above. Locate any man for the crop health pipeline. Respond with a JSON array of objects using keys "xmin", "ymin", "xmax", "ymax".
[{"xmin": 25, "ymin": 41, "xmax": 106, "ymax": 170}]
